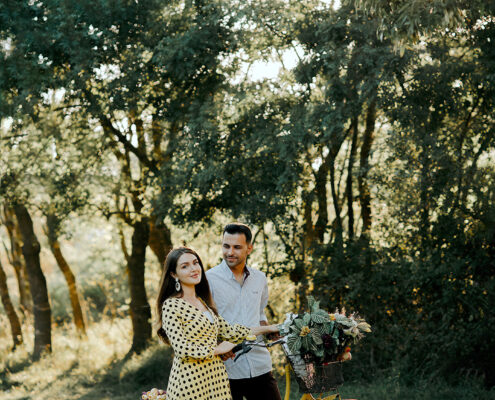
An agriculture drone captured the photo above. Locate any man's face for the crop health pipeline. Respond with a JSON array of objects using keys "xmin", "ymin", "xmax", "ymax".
[{"xmin": 222, "ymin": 232, "xmax": 253, "ymax": 269}]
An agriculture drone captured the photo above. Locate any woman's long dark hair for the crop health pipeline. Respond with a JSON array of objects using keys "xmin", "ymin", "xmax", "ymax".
[{"xmin": 156, "ymin": 246, "xmax": 217, "ymax": 343}]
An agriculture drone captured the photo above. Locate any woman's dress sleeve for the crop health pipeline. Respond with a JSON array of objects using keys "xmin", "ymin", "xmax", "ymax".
[
  {"xmin": 162, "ymin": 300, "xmax": 215, "ymax": 360},
  {"xmin": 217, "ymin": 315, "xmax": 251, "ymax": 343}
]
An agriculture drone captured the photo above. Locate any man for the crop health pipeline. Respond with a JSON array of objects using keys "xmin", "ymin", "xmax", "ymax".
[{"xmin": 206, "ymin": 223, "xmax": 282, "ymax": 400}]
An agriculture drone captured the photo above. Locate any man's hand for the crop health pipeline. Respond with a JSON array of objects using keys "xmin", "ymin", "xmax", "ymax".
[
  {"xmin": 260, "ymin": 320, "xmax": 281, "ymax": 340},
  {"xmin": 266, "ymin": 331, "xmax": 281, "ymax": 340}
]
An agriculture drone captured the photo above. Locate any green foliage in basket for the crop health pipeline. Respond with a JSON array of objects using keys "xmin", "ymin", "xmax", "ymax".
[{"xmin": 278, "ymin": 296, "xmax": 371, "ymax": 363}]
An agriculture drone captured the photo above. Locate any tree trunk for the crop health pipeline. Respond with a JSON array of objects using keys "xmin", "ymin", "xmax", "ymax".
[
  {"xmin": 358, "ymin": 100, "xmax": 376, "ymax": 239},
  {"xmin": 127, "ymin": 216, "xmax": 152, "ymax": 354},
  {"xmin": 346, "ymin": 117, "xmax": 359, "ymax": 240},
  {"xmin": 0, "ymin": 258, "xmax": 23, "ymax": 349},
  {"xmin": 119, "ymin": 227, "xmax": 131, "ymax": 263},
  {"xmin": 47, "ymin": 233, "xmax": 86, "ymax": 336},
  {"xmin": 148, "ymin": 219, "xmax": 172, "ymax": 265},
  {"xmin": 314, "ymin": 156, "xmax": 329, "ymax": 243},
  {"xmin": 13, "ymin": 204, "xmax": 52, "ymax": 360},
  {"xmin": 326, "ymin": 126, "xmax": 350, "ymax": 245},
  {"xmin": 112, "ymin": 136, "xmax": 153, "ymax": 354},
  {"xmin": 302, "ymin": 189, "xmax": 316, "ymax": 251},
  {"xmin": 2, "ymin": 206, "xmax": 31, "ymax": 313},
  {"xmin": 329, "ymin": 157, "xmax": 343, "ymax": 245},
  {"xmin": 419, "ymin": 144, "xmax": 430, "ymax": 256}
]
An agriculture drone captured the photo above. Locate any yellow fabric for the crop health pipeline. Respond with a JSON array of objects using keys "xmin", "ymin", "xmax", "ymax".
[
  {"xmin": 162, "ymin": 297, "xmax": 251, "ymax": 400},
  {"xmin": 300, "ymin": 394, "xmax": 340, "ymax": 400}
]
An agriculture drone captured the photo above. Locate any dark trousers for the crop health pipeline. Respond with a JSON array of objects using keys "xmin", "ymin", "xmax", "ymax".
[{"xmin": 229, "ymin": 372, "xmax": 282, "ymax": 400}]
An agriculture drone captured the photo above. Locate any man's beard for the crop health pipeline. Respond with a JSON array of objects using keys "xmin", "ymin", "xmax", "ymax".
[{"xmin": 225, "ymin": 257, "xmax": 244, "ymax": 268}]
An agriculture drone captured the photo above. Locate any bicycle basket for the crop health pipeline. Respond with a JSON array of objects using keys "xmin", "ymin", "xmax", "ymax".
[{"xmin": 283, "ymin": 346, "xmax": 344, "ymax": 393}]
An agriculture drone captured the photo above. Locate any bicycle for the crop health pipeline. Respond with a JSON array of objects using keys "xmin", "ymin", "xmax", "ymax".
[{"xmin": 232, "ymin": 338, "xmax": 354, "ymax": 400}]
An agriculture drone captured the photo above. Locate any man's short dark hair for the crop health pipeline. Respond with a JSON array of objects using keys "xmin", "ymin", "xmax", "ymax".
[{"xmin": 223, "ymin": 223, "xmax": 252, "ymax": 244}]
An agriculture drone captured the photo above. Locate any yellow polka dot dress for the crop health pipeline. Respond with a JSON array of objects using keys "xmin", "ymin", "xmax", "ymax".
[{"xmin": 162, "ymin": 297, "xmax": 251, "ymax": 400}]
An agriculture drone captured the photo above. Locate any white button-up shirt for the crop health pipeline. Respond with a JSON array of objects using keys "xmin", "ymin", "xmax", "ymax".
[{"xmin": 206, "ymin": 260, "xmax": 272, "ymax": 379}]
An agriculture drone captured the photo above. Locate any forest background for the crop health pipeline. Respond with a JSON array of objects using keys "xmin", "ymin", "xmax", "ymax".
[{"xmin": 1, "ymin": 0, "xmax": 494, "ymax": 399}]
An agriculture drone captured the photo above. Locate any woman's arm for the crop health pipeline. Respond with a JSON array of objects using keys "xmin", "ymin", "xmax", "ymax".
[
  {"xmin": 216, "ymin": 314, "xmax": 279, "ymax": 344},
  {"xmin": 213, "ymin": 341, "xmax": 237, "ymax": 355}
]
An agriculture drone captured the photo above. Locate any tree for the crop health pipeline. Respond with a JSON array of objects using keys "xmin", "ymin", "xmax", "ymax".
[
  {"xmin": 163, "ymin": 0, "xmax": 401, "ymax": 285},
  {"xmin": 1, "ymin": 205, "xmax": 31, "ymax": 313},
  {"xmin": 1, "ymin": 0, "xmax": 243, "ymax": 354},
  {"xmin": 375, "ymin": 18, "xmax": 495, "ymax": 382},
  {"xmin": 0, "ymin": 256, "xmax": 23, "ymax": 349},
  {"xmin": 0, "ymin": 116, "xmax": 56, "ymax": 360},
  {"xmin": 45, "ymin": 213, "xmax": 87, "ymax": 336},
  {"xmin": 155, "ymin": 0, "xmax": 495, "ymax": 383},
  {"xmin": 347, "ymin": 0, "xmax": 491, "ymax": 49},
  {"xmin": 13, "ymin": 203, "xmax": 51, "ymax": 360}
]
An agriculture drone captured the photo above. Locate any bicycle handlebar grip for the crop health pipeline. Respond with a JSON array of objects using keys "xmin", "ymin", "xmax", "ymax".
[{"xmin": 232, "ymin": 343, "xmax": 244, "ymax": 354}]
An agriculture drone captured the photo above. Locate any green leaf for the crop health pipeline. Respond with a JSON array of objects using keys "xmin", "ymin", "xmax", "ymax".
[
  {"xmin": 307, "ymin": 296, "xmax": 315, "ymax": 310},
  {"xmin": 322, "ymin": 322, "xmax": 332, "ymax": 335},
  {"xmin": 301, "ymin": 335, "xmax": 310, "ymax": 351},
  {"xmin": 311, "ymin": 310, "xmax": 331, "ymax": 323},
  {"xmin": 311, "ymin": 329, "xmax": 323, "ymax": 345},
  {"xmin": 315, "ymin": 348, "xmax": 325, "ymax": 359},
  {"xmin": 287, "ymin": 335, "xmax": 302, "ymax": 354},
  {"xmin": 311, "ymin": 300, "xmax": 321, "ymax": 313},
  {"xmin": 302, "ymin": 313, "xmax": 311, "ymax": 325},
  {"xmin": 294, "ymin": 318, "xmax": 304, "ymax": 330},
  {"xmin": 315, "ymin": 324, "xmax": 325, "ymax": 336},
  {"xmin": 289, "ymin": 325, "xmax": 300, "ymax": 334}
]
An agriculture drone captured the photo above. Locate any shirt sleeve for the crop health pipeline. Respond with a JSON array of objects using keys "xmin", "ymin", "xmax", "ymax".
[
  {"xmin": 162, "ymin": 300, "xmax": 215, "ymax": 360},
  {"xmin": 217, "ymin": 315, "xmax": 251, "ymax": 343},
  {"xmin": 206, "ymin": 270, "xmax": 216, "ymax": 300},
  {"xmin": 259, "ymin": 277, "xmax": 269, "ymax": 323}
]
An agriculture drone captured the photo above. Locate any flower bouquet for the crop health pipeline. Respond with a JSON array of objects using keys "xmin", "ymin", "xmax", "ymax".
[
  {"xmin": 277, "ymin": 296, "xmax": 371, "ymax": 393},
  {"xmin": 141, "ymin": 388, "xmax": 166, "ymax": 400}
]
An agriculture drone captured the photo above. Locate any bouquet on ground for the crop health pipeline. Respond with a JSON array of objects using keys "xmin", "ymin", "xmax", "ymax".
[
  {"xmin": 278, "ymin": 296, "xmax": 371, "ymax": 365},
  {"xmin": 141, "ymin": 388, "xmax": 166, "ymax": 400}
]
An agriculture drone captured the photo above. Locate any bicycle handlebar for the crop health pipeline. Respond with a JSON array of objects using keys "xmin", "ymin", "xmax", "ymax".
[{"xmin": 231, "ymin": 337, "xmax": 286, "ymax": 362}]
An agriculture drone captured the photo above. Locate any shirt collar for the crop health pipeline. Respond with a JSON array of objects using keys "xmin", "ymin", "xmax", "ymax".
[{"xmin": 220, "ymin": 260, "xmax": 250, "ymax": 280}]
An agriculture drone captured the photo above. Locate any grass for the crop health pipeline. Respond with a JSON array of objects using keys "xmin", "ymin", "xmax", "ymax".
[
  {"xmin": 0, "ymin": 317, "xmax": 172, "ymax": 400},
  {"xmin": 278, "ymin": 379, "xmax": 495, "ymax": 400},
  {"xmin": 1, "ymin": 316, "xmax": 494, "ymax": 400}
]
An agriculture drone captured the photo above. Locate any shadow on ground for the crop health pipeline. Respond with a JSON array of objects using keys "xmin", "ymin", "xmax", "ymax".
[{"xmin": 73, "ymin": 347, "xmax": 174, "ymax": 400}]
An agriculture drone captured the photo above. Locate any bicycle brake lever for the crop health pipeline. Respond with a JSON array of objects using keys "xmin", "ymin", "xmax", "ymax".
[
  {"xmin": 231, "ymin": 343, "xmax": 244, "ymax": 354},
  {"xmin": 232, "ymin": 340, "xmax": 256, "ymax": 354},
  {"xmin": 233, "ymin": 341, "xmax": 254, "ymax": 362},
  {"xmin": 233, "ymin": 350, "xmax": 248, "ymax": 362}
]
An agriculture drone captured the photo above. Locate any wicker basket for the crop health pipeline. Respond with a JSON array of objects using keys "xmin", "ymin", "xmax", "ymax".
[{"xmin": 283, "ymin": 347, "xmax": 344, "ymax": 393}]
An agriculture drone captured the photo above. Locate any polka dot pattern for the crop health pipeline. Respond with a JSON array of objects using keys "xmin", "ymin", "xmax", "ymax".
[{"xmin": 162, "ymin": 297, "xmax": 251, "ymax": 400}]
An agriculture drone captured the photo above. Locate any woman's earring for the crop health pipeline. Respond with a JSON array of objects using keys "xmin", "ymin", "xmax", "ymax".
[{"xmin": 175, "ymin": 277, "xmax": 181, "ymax": 292}]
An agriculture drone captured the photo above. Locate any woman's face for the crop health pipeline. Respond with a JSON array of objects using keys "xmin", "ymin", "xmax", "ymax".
[{"xmin": 172, "ymin": 252, "xmax": 202, "ymax": 287}]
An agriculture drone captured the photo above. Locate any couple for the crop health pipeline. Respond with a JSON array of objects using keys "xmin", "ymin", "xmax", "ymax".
[{"xmin": 156, "ymin": 223, "xmax": 282, "ymax": 400}]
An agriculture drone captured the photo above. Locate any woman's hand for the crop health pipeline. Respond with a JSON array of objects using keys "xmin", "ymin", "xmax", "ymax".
[{"xmin": 214, "ymin": 341, "xmax": 236, "ymax": 356}]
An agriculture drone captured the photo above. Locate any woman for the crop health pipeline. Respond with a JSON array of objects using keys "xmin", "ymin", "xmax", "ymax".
[{"xmin": 156, "ymin": 247, "xmax": 278, "ymax": 400}]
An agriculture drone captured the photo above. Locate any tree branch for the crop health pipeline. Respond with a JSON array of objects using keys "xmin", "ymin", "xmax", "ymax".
[{"xmin": 99, "ymin": 116, "xmax": 159, "ymax": 175}]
